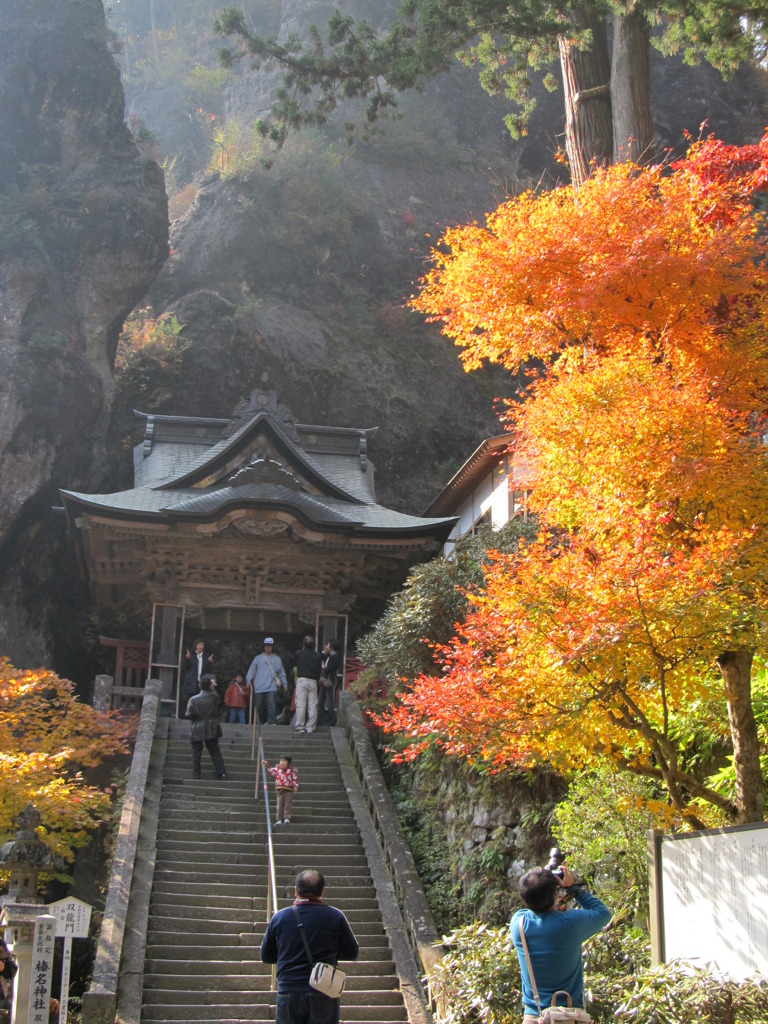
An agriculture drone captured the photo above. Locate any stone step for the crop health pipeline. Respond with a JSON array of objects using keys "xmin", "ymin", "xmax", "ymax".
[
  {"xmin": 153, "ymin": 828, "xmax": 361, "ymax": 845},
  {"xmin": 165, "ymin": 747, "xmax": 344, "ymax": 764},
  {"xmin": 149, "ymin": 909, "xmax": 382, "ymax": 933},
  {"xmin": 156, "ymin": 813, "xmax": 359, "ymax": 829},
  {"xmin": 148, "ymin": 898, "xmax": 381, "ymax": 921},
  {"xmin": 150, "ymin": 867, "xmax": 374, "ymax": 887},
  {"xmin": 160, "ymin": 786, "xmax": 352, "ymax": 802},
  {"xmin": 142, "ymin": 987, "xmax": 405, "ymax": 1007},
  {"xmin": 155, "ymin": 841, "xmax": 371, "ymax": 866},
  {"xmin": 143, "ymin": 1015, "xmax": 409, "ymax": 1024},
  {"xmin": 152, "ymin": 880, "xmax": 374, "ymax": 896},
  {"xmin": 167, "ymin": 734, "xmax": 338, "ymax": 746},
  {"xmin": 143, "ymin": 970, "xmax": 399, "ymax": 992},
  {"xmin": 144, "ymin": 958, "xmax": 397, "ymax": 979},
  {"xmin": 148, "ymin": 897, "xmax": 382, "ymax": 921},
  {"xmin": 145, "ymin": 943, "xmax": 394, "ymax": 961},
  {"xmin": 152, "ymin": 867, "xmax": 372, "ymax": 884},
  {"xmin": 149, "ymin": 917, "xmax": 387, "ymax": 937},
  {"xmin": 146, "ymin": 930, "xmax": 391, "ymax": 952},
  {"xmin": 138, "ymin": 1002, "xmax": 408, "ymax": 1021},
  {"xmin": 165, "ymin": 761, "xmax": 352, "ymax": 774},
  {"xmin": 162, "ymin": 784, "xmax": 345, "ymax": 797},
  {"xmin": 165, "ymin": 864, "xmax": 371, "ymax": 877},
  {"xmin": 140, "ymin": 1017, "xmax": 401, "ymax": 1024},
  {"xmin": 156, "ymin": 806, "xmax": 360, "ymax": 823}
]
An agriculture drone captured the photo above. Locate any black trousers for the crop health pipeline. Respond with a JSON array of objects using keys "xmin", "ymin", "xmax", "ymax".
[{"xmin": 191, "ymin": 738, "xmax": 226, "ymax": 777}]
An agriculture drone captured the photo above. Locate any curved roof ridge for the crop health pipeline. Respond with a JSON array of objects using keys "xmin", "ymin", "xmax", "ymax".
[{"xmin": 158, "ymin": 411, "xmax": 364, "ymax": 503}]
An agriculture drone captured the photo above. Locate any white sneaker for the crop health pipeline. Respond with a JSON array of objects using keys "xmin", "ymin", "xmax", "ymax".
[
  {"xmin": 283, "ymin": 818, "xmax": 291, "ymax": 825},
  {"xmin": 274, "ymin": 819, "xmax": 283, "ymax": 826},
  {"xmin": 305, "ymin": 728, "xmax": 314, "ymax": 733}
]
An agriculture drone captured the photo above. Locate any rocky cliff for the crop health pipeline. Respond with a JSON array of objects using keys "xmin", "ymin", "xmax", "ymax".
[
  {"xmin": 118, "ymin": 1, "xmax": 768, "ymax": 516},
  {"xmin": 0, "ymin": 0, "xmax": 168, "ymax": 666},
  {"xmin": 3, "ymin": 0, "xmax": 768, "ymax": 676}
]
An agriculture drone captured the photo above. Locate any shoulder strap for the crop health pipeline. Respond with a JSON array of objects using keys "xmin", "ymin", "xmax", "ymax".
[
  {"xmin": 292, "ymin": 906, "xmax": 315, "ymax": 967},
  {"xmin": 267, "ymin": 655, "xmax": 282, "ymax": 687},
  {"xmin": 518, "ymin": 918, "xmax": 543, "ymax": 1013}
]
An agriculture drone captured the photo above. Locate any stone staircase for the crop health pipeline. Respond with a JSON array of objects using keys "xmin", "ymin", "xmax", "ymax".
[{"xmin": 139, "ymin": 721, "xmax": 416, "ymax": 1024}]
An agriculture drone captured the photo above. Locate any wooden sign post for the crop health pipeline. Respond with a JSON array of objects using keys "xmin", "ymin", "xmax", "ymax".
[{"xmin": 48, "ymin": 898, "xmax": 92, "ymax": 1024}]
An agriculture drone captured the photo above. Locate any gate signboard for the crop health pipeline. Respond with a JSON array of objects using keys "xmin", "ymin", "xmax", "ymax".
[
  {"xmin": 48, "ymin": 897, "xmax": 92, "ymax": 1024},
  {"xmin": 649, "ymin": 820, "xmax": 768, "ymax": 979}
]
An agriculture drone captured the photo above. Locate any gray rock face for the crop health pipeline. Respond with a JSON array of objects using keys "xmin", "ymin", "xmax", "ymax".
[
  {"xmin": 136, "ymin": 2, "xmax": 768, "ymax": 517},
  {"xmin": 0, "ymin": 0, "xmax": 168, "ymax": 665}
]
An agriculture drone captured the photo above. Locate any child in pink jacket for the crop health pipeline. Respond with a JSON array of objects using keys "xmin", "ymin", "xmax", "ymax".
[{"xmin": 261, "ymin": 755, "xmax": 299, "ymax": 825}]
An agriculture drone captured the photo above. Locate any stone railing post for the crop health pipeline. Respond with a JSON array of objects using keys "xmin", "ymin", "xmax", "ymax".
[
  {"xmin": 82, "ymin": 679, "xmax": 162, "ymax": 1024},
  {"xmin": 92, "ymin": 674, "xmax": 114, "ymax": 713}
]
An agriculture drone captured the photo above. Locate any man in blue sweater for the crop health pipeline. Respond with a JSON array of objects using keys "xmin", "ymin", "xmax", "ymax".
[
  {"xmin": 260, "ymin": 869, "xmax": 359, "ymax": 1024},
  {"xmin": 511, "ymin": 864, "xmax": 611, "ymax": 1022}
]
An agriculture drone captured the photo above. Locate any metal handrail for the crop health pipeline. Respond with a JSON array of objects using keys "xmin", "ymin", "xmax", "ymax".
[{"xmin": 254, "ymin": 720, "xmax": 279, "ymax": 990}]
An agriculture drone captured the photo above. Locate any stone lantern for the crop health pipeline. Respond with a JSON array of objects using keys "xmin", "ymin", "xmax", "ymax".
[{"xmin": 0, "ymin": 804, "xmax": 59, "ymax": 1024}]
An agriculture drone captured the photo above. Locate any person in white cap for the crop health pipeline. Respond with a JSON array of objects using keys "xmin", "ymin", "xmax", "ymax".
[{"xmin": 247, "ymin": 637, "xmax": 288, "ymax": 725}]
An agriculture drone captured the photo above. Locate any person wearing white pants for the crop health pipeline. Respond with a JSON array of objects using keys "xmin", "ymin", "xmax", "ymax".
[{"xmin": 294, "ymin": 635, "xmax": 323, "ymax": 733}]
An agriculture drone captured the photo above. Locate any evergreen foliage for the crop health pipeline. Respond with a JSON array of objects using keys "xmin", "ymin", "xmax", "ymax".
[
  {"xmin": 215, "ymin": 0, "xmax": 768, "ymax": 151},
  {"xmin": 356, "ymin": 520, "xmax": 537, "ymax": 692}
]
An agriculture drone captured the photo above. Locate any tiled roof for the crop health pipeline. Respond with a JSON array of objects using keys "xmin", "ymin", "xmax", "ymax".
[
  {"xmin": 65, "ymin": 391, "xmax": 456, "ymax": 538},
  {"xmin": 61, "ymin": 482, "xmax": 453, "ymax": 535}
]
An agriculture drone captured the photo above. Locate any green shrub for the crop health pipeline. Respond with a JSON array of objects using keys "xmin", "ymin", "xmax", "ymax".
[
  {"xmin": 357, "ymin": 520, "xmax": 537, "ymax": 689},
  {"xmin": 431, "ymin": 921, "xmax": 768, "ymax": 1024},
  {"xmin": 598, "ymin": 956, "xmax": 768, "ymax": 1023},
  {"xmin": 551, "ymin": 765, "xmax": 663, "ymax": 925},
  {"xmin": 431, "ymin": 922, "xmax": 521, "ymax": 1024}
]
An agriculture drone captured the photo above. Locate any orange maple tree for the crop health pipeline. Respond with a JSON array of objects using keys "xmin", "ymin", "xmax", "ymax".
[
  {"xmin": 382, "ymin": 133, "xmax": 768, "ymax": 826},
  {"xmin": 0, "ymin": 658, "xmax": 134, "ymax": 864}
]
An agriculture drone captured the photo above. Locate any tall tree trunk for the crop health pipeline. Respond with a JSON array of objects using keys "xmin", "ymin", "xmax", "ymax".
[
  {"xmin": 558, "ymin": 7, "xmax": 613, "ymax": 188},
  {"xmin": 610, "ymin": 10, "xmax": 653, "ymax": 165},
  {"xmin": 716, "ymin": 649, "xmax": 765, "ymax": 823},
  {"xmin": 149, "ymin": 0, "xmax": 161, "ymax": 67}
]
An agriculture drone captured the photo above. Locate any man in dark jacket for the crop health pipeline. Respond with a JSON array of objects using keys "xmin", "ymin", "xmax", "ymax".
[
  {"xmin": 260, "ymin": 869, "xmax": 359, "ymax": 1024},
  {"xmin": 181, "ymin": 638, "xmax": 215, "ymax": 716},
  {"xmin": 185, "ymin": 674, "xmax": 227, "ymax": 780},
  {"xmin": 318, "ymin": 639, "xmax": 341, "ymax": 726}
]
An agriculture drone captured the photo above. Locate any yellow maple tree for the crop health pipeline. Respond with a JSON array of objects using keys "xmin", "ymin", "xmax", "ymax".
[{"xmin": 0, "ymin": 658, "xmax": 134, "ymax": 864}]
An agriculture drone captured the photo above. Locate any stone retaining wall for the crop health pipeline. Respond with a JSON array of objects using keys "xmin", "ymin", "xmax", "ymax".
[{"xmin": 82, "ymin": 679, "xmax": 163, "ymax": 1024}]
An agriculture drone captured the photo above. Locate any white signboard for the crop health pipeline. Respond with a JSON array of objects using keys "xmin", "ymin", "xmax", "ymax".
[
  {"xmin": 48, "ymin": 897, "xmax": 92, "ymax": 938},
  {"xmin": 48, "ymin": 897, "xmax": 92, "ymax": 1024},
  {"xmin": 28, "ymin": 915, "xmax": 55, "ymax": 1024},
  {"xmin": 655, "ymin": 821, "xmax": 768, "ymax": 979}
]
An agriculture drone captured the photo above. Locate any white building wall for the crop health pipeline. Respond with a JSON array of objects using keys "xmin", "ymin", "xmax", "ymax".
[{"xmin": 443, "ymin": 454, "xmax": 522, "ymax": 556}]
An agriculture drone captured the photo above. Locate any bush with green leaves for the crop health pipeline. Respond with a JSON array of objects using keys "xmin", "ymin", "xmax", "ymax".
[
  {"xmin": 551, "ymin": 765, "xmax": 664, "ymax": 926},
  {"xmin": 431, "ymin": 920, "xmax": 768, "ymax": 1024},
  {"xmin": 431, "ymin": 921, "xmax": 521, "ymax": 1024},
  {"xmin": 605, "ymin": 961, "xmax": 768, "ymax": 1023}
]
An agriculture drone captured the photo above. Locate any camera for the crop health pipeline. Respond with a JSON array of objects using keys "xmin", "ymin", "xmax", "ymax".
[
  {"xmin": 547, "ymin": 845, "xmax": 586, "ymax": 908},
  {"xmin": 547, "ymin": 846, "xmax": 566, "ymax": 880}
]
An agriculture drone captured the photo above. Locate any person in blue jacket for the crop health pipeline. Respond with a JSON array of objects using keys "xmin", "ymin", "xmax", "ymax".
[
  {"xmin": 260, "ymin": 869, "xmax": 359, "ymax": 1024},
  {"xmin": 511, "ymin": 863, "xmax": 611, "ymax": 1022}
]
